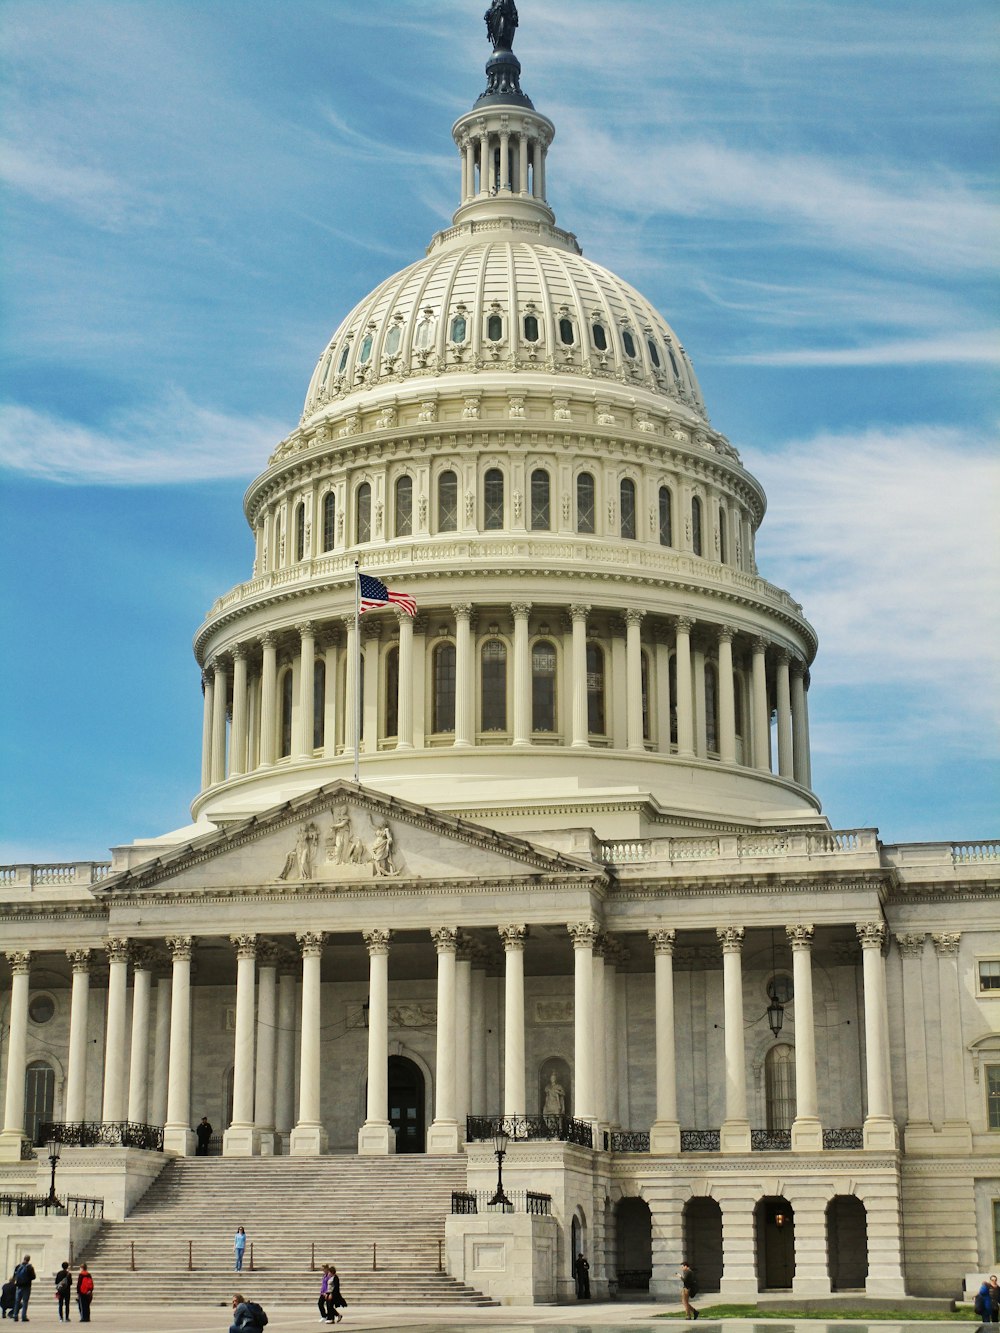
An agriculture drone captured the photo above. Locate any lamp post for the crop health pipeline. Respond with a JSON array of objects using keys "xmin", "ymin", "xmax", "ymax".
[
  {"xmin": 45, "ymin": 1137, "xmax": 61, "ymax": 1208},
  {"xmin": 489, "ymin": 1122, "xmax": 511, "ymax": 1207}
]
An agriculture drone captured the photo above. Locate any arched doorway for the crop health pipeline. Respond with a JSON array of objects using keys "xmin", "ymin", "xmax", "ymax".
[
  {"xmin": 827, "ymin": 1196, "xmax": 868, "ymax": 1290},
  {"xmin": 387, "ymin": 1055, "xmax": 425, "ymax": 1153},
  {"xmin": 754, "ymin": 1196, "xmax": 794, "ymax": 1290},
  {"xmin": 684, "ymin": 1197, "xmax": 723, "ymax": 1294},
  {"xmin": 24, "ymin": 1060, "xmax": 55, "ymax": 1144},
  {"xmin": 615, "ymin": 1197, "xmax": 652, "ymax": 1291}
]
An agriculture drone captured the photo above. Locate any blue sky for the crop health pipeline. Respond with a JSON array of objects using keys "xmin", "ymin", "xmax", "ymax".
[{"xmin": 1, "ymin": 0, "xmax": 997, "ymax": 862}]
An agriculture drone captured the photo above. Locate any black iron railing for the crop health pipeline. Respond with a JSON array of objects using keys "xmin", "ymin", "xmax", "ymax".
[
  {"xmin": 751, "ymin": 1129, "xmax": 792, "ymax": 1151},
  {"xmin": 680, "ymin": 1129, "xmax": 721, "ymax": 1152},
  {"xmin": 466, "ymin": 1114, "xmax": 593, "ymax": 1148},
  {"xmin": 823, "ymin": 1126, "xmax": 864, "ymax": 1149},
  {"xmin": 451, "ymin": 1189, "xmax": 552, "ymax": 1215},
  {"xmin": 604, "ymin": 1130, "xmax": 650, "ymax": 1153},
  {"xmin": 38, "ymin": 1121, "xmax": 164, "ymax": 1151},
  {"xmin": 0, "ymin": 1193, "xmax": 104, "ymax": 1218}
]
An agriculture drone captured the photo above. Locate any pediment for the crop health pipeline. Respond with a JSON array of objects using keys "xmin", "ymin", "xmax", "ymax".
[{"xmin": 99, "ymin": 781, "xmax": 604, "ymax": 897}]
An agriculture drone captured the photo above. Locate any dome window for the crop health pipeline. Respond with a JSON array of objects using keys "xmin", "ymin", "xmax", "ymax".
[
  {"xmin": 415, "ymin": 309, "xmax": 435, "ymax": 351},
  {"xmin": 322, "ymin": 492, "xmax": 336, "ymax": 552},
  {"xmin": 532, "ymin": 641, "xmax": 557, "ymax": 732},
  {"xmin": 659, "ymin": 486, "xmax": 673, "ymax": 547},
  {"xmin": 576, "ymin": 472, "xmax": 595, "ymax": 534},
  {"xmin": 530, "ymin": 469, "xmax": 550, "ymax": 531},
  {"xmin": 620, "ymin": 478, "xmax": 637, "ymax": 540},
  {"xmin": 384, "ymin": 645, "xmax": 399, "ymax": 740},
  {"xmin": 313, "ymin": 658, "xmax": 325, "ymax": 750},
  {"xmin": 487, "ymin": 313, "xmax": 504, "ymax": 342},
  {"xmin": 358, "ymin": 333, "xmax": 374, "ymax": 365},
  {"xmin": 719, "ymin": 506, "xmax": 728, "ymax": 564},
  {"xmin": 294, "ymin": 501, "xmax": 306, "ymax": 562},
  {"xmin": 523, "ymin": 313, "xmax": 539, "ymax": 342},
  {"xmin": 484, "ymin": 467, "xmax": 505, "ymax": 530},
  {"xmin": 356, "ymin": 482, "xmax": 372, "ymax": 544},
  {"xmin": 433, "ymin": 641, "xmax": 456, "ymax": 733},
  {"xmin": 385, "ymin": 325, "xmax": 401, "ymax": 357},
  {"xmin": 587, "ymin": 643, "xmax": 606, "ymax": 734},
  {"xmin": 647, "ymin": 338, "xmax": 661, "ymax": 368},
  {"xmin": 279, "ymin": 668, "xmax": 293, "ymax": 758},
  {"xmin": 337, "ymin": 344, "xmax": 351, "ymax": 374},
  {"xmin": 691, "ymin": 495, "xmax": 703, "ymax": 556},
  {"xmin": 481, "ymin": 639, "xmax": 508, "ymax": 732},
  {"xmin": 592, "ymin": 322, "xmax": 608, "ymax": 352},
  {"xmin": 559, "ymin": 318, "xmax": 575, "ymax": 346},
  {"xmin": 437, "ymin": 470, "xmax": 458, "ymax": 533},
  {"xmin": 668, "ymin": 346, "xmax": 681, "ymax": 377},
  {"xmin": 621, "ymin": 328, "xmax": 637, "ymax": 359},
  {"xmin": 395, "ymin": 475, "xmax": 413, "ymax": 537},
  {"xmin": 450, "ymin": 314, "xmax": 468, "ymax": 344}
]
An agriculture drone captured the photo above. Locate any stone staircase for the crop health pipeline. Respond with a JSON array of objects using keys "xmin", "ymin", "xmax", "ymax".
[{"xmin": 77, "ymin": 1155, "xmax": 495, "ymax": 1306}]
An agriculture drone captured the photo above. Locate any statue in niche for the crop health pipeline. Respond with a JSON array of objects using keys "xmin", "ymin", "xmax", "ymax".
[
  {"xmin": 371, "ymin": 822, "xmax": 398, "ymax": 877},
  {"xmin": 543, "ymin": 1070, "xmax": 566, "ymax": 1120},
  {"xmin": 485, "ymin": 0, "xmax": 518, "ymax": 51},
  {"xmin": 327, "ymin": 806, "xmax": 365, "ymax": 865},
  {"xmin": 278, "ymin": 821, "xmax": 319, "ymax": 881}
]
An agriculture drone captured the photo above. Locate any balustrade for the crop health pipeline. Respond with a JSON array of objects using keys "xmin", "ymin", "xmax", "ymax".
[
  {"xmin": 39, "ymin": 1120, "xmax": 165, "ymax": 1151},
  {"xmin": 466, "ymin": 1113, "xmax": 593, "ymax": 1148}
]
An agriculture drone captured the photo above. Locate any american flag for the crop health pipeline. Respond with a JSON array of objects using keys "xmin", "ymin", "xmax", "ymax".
[{"xmin": 358, "ymin": 572, "xmax": 417, "ymax": 617}]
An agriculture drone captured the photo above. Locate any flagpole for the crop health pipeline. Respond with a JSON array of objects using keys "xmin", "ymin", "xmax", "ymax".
[{"xmin": 353, "ymin": 559, "xmax": 361, "ymax": 786}]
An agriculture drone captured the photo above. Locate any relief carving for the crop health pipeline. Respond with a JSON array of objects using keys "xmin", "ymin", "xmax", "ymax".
[{"xmin": 277, "ymin": 808, "xmax": 403, "ymax": 883}]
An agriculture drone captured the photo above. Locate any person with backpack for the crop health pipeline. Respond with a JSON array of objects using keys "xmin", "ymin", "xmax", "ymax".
[
  {"xmin": 229, "ymin": 1292, "xmax": 268, "ymax": 1332},
  {"xmin": 54, "ymin": 1263, "xmax": 71, "ymax": 1322},
  {"xmin": 76, "ymin": 1265, "xmax": 94, "ymax": 1322},
  {"xmin": 678, "ymin": 1261, "xmax": 699, "ymax": 1320},
  {"xmin": 11, "ymin": 1255, "xmax": 34, "ymax": 1322}
]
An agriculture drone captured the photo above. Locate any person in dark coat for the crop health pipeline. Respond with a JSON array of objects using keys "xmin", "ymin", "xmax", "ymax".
[
  {"xmin": 76, "ymin": 1264, "xmax": 94, "ymax": 1322},
  {"xmin": 574, "ymin": 1252, "xmax": 590, "ymax": 1298},
  {"xmin": 679, "ymin": 1261, "xmax": 699, "ymax": 1320},
  {"xmin": 12, "ymin": 1255, "xmax": 35, "ymax": 1322},
  {"xmin": 328, "ymin": 1267, "xmax": 346, "ymax": 1323},
  {"xmin": 54, "ymin": 1262, "xmax": 72, "ymax": 1322},
  {"xmin": 196, "ymin": 1116, "xmax": 213, "ymax": 1155},
  {"xmin": 0, "ymin": 1276, "xmax": 15, "ymax": 1319}
]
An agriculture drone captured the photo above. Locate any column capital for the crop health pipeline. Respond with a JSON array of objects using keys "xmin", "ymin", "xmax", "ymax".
[
  {"xmin": 230, "ymin": 934, "xmax": 258, "ymax": 961},
  {"xmin": 605, "ymin": 938, "xmax": 630, "ymax": 968},
  {"xmin": 674, "ymin": 615, "xmax": 694, "ymax": 634},
  {"xmin": 212, "ymin": 658, "xmax": 228, "ymax": 679},
  {"xmin": 717, "ymin": 623, "xmax": 736, "ymax": 644},
  {"xmin": 131, "ymin": 945, "xmax": 157, "ymax": 972},
  {"xmin": 498, "ymin": 924, "xmax": 528, "ymax": 951},
  {"xmin": 624, "ymin": 608, "xmax": 645, "ymax": 628},
  {"xmin": 296, "ymin": 620, "xmax": 317, "ymax": 638},
  {"xmin": 895, "ymin": 932, "xmax": 925, "ymax": 958},
  {"xmin": 66, "ymin": 948, "xmax": 92, "ymax": 974},
  {"xmin": 166, "ymin": 936, "xmax": 194, "ymax": 962},
  {"xmin": 511, "ymin": 601, "xmax": 533, "ymax": 620},
  {"xmin": 716, "ymin": 926, "xmax": 745, "ymax": 954},
  {"xmin": 649, "ymin": 928, "xmax": 676, "ymax": 955},
  {"xmin": 451, "ymin": 603, "xmax": 473, "ymax": 622},
  {"xmin": 856, "ymin": 920, "xmax": 886, "ymax": 950},
  {"xmin": 230, "ymin": 643, "xmax": 247, "ymax": 663},
  {"xmin": 362, "ymin": 928, "xmax": 391, "ymax": 956},
  {"xmin": 342, "ymin": 612, "xmax": 357, "ymax": 631},
  {"xmin": 570, "ymin": 603, "xmax": 591, "ymax": 622},
  {"xmin": 105, "ymin": 937, "xmax": 131, "ymax": 964},
  {"xmin": 568, "ymin": 920, "xmax": 600, "ymax": 949},
  {"xmin": 362, "ymin": 617, "xmax": 383, "ymax": 641},
  {"xmin": 786, "ymin": 924, "xmax": 814, "ymax": 949},
  {"xmin": 776, "ymin": 647, "xmax": 792, "ymax": 666},
  {"xmin": 5, "ymin": 950, "xmax": 31, "ymax": 974},
  {"xmin": 456, "ymin": 933, "xmax": 475, "ymax": 962},
  {"xmin": 790, "ymin": 656, "xmax": 807, "ymax": 677},
  {"xmin": 931, "ymin": 931, "xmax": 961, "ymax": 956},
  {"xmin": 259, "ymin": 631, "xmax": 278, "ymax": 649},
  {"xmin": 256, "ymin": 940, "xmax": 282, "ymax": 968},
  {"xmin": 296, "ymin": 931, "xmax": 326, "ymax": 958},
  {"xmin": 752, "ymin": 635, "xmax": 769, "ymax": 654},
  {"xmin": 431, "ymin": 926, "xmax": 460, "ymax": 954}
]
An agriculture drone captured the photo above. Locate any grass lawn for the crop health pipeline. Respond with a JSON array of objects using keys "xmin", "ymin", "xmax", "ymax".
[{"xmin": 653, "ymin": 1306, "xmax": 969, "ymax": 1321}]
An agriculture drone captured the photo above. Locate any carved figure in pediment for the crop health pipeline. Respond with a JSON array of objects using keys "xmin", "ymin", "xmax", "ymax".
[
  {"xmin": 327, "ymin": 805, "xmax": 365, "ymax": 865},
  {"xmin": 371, "ymin": 822, "xmax": 398, "ymax": 877},
  {"xmin": 278, "ymin": 821, "xmax": 319, "ymax": 881}
]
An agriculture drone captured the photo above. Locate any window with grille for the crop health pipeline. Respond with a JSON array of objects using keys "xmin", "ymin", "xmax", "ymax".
[
  {"xmin": 641, "ymin": 651, "xmax": 651, "ymax": 741},
  {"xmin": 295, "ymin": 501, "xmax": 305, "ymax": 561},
  {"xmin": 577, "ymin": 473, "xmax": 595, "ymax": 533},
  {"xmin": 719, "ymin": 507, "xmax": 728, "ymax": 564},
  {"xmin": 385, "ymin": 324, "xmax": 401, "ymax": 356},
  {"xmin": 313, "ymin": 659, "xmax": 325, "ymax": 750},
  {"xmin": 659, "ymin": 486, "xmax": 673, "ymax": 546},
  {"xmin": 705, "ymin": 663, "xmax": 719, "ymax": 752},
  {"xmin": 587, "ymin": 643, "xmax": 605, "ymax": 734},
  {"xmin": 450, "ymin": 314, "xmax": 467, "ymax": 343},
  {"xmin": 484, "ymin": 468, "xmax": 504, "ymax": 530},
  {"xmin": 487, "ymin": 313, "xmax": 503, "ymax": 341},
  {"xmin": 384, "ymin": 646, "xmax": 399, "ymax": 739},
  {"xmin": 559, "ymin": 318, "xmax": 574, "ymax": 345},
  {"xmin": 433, "ymin": 642, "xmax": 456, "ymax": 733},
  {"xmin": 620, "ymin": 479, "xmax": 637, "ymax": 539},
  {"xmin": 765, "ymin": 1043, "xmax": 796, "ymax": 1132},
  {"xmin": 279, "ymin": 669, "xmax": 293, "ymax": 758},
  {"xmin": 530, "ymin": 469, "xmax": 550, "ymax": 530},
  {"xmin": 592, "ymin": 322, "xmax": 608, "ymax": 352},
  {"xmin": 523, "ymin": 313, "xmax": 539, "ymax": 341},
  {"xmin": 395, "ymin": 475, "xmax": 413, "ymax": 537},
  {"xmin": 356, "ymin": 483, "xmax": 372, "ymax": 543},
  {"xmin": 322, "ymin": 492, "xmax": 336, "ymax": 552},
  {"xmin": 987, "ymin": 1065, "xmax": 1000, "ymax": 1130},
  {"xmin": 481, "ymin": 639, "xmax": 507, "ymax": 731},
  {"xmin": 979, "ymin": 961, "xmax": 1000, "ymax": 993},
  {"xmin": 437, "ymin": 471, "xmax": 458, "ymax": 532},
  {"xmin": 692, "ymin": 495, "xmax": 703, "ymax": 556},
  {"xmin": 358, "ymin": 333, "xmax": 373, "ymax": 364},
  {"xmin": 532, "ymin": 641, "xmax": 557, "ymax": 732}
]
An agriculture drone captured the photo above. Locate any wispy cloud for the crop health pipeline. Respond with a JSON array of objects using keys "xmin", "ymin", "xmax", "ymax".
[
  {"xmin": 0, "ymin": 394, "xmax": 282, "ymax": 485},
  {"xmin": 725, "ymin": 332, "xmax": 1000, "ymax": 367},
  {"xmin": 0, "ymin": 138, "xmax": 150, "ymax": 231}
]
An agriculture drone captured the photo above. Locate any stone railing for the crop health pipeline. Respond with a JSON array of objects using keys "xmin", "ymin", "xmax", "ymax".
[
  {"xmin": 951, "ymin": 841, "xmax": 1000, "ymax": 864},
  {"xmin": 0, "ymin": 863, "xmax": 112, "ymax": 889},
  {"xmin": 600, "ymin": 828, "xmax": 877, "ymax": 868}
]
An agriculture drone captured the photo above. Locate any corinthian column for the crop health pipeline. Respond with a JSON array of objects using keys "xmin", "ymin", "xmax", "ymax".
[
  {"xmin": 200, "ymin": 670, "xmax": 214, "ymax": 789},
  {"xmin": 625, "ymin": 609, "xmax": 646, "ymax": 751},
  {"xmin": 499, "ymin": 925, "xmax": 527, "ymax": 1116},
  {"xmin": 570, "ymin": 604, "xmax": 590, "ymax": 748},
  {"xmin": 751, "ymin": 637, "xmax": 770, "ymax": 771},
  {"xmin": 427, "ymin": 927, "xmax": 460, "ymax": 1152},
  {"xmin": 258, "ymin": 632, "xmax": 278, "ymax": 766},
  {"xmin": 224, "ymin": 934, "xmax": 259, "ymax": 1156},
  {"xmin": 254, "ymin": 944, "xmax": 278, "ymax": 1155},
  {"xmin": 717, "ymin": 626, "xmax": 737, "ymax": 764},
  {"xmin": 397, "ymin": 610, "xmax": 414, "ymax": 749},
  {"xmin": 126, "ymin": 947, "xmax": 154, "ymax": 1126},
  {"xmin": 102, "ymin": 938, "xmax": 130, "ymax": 1124},
  {"xmin": 296, "ymin": 622, "xmax": 316, "ymax": 758},
  {"xmin": 787, "ymin": 925, "xmax": 822, "ymax": 1150},
  {"xmin": 649, "ymin": 930, "xmax": 680, "ymax": 1153},
  {"xmin": 291, "ymin": 931, "xmax": 328, "ymax": 1155},
  {"xmin": 0, "ymin": 952, "xmax": 32, "ymax": 1159},
  {"xmin": 512, "ymin": 602, "xmax": 532, "ymax": 745},
  {"xmin": 717, "ymin": 927, "xmax": 751, "ymax": 1151},
  {"xmin": 791, "ymin": 661, "xmax": 810, "ymax": 786},
  {"xmin": 569, "ymin": 921, "xmax": 600, "ymax": 1123},
  {"xmin": 163, "ymin": 937, "xmax": 195, "ymax": 1154},
  {"xmin": 452, "ymin": 605, "xmax": 473, "ymax": 747},
  {"xmin": 65, "ymin": 950, "xmax": 92, "ymax": 1126},
  {"xmin": 211, "ymin": 658, "xmax": 228, "ymax": 784},
  {"xmin": 229, "ymin": 647, "xmax": 248, "ymax": 776},
  {"xmin": 775, "ymin": 651, "xmax": 793, "ymax": 778},
  {"xmin": 932, "ymin": 933, "xmax": 972, "ymax": 1149},
  {"xmin": 359, "ymin": 929, "xmax": 394, "ymax": 1155},
  {"xmin": 896, "ymin": 934, "xmax": 931, "ymax": 1144},
  {"xmin": 674, "ymin": 618, "xmax": 695, "ymax": 756},
  {"xmin": 857, "ymin": 922, "xmax": 897, "ymax": 1149}
]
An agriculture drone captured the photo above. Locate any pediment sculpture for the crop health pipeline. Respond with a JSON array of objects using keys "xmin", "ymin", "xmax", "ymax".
[{"xmin": 276, "ymin": 806, "xmax": 401, "ymax": 883}]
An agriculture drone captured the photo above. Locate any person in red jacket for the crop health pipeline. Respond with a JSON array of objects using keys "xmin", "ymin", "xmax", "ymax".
[{"xmin": 76, "ymin": 1266, "xmax": 94, "ymax": 1322}]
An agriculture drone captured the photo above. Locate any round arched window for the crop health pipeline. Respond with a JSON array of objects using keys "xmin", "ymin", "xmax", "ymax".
[{"xmin": 29, "ymin": 995, "xmax": 55, "ymax": 1025}]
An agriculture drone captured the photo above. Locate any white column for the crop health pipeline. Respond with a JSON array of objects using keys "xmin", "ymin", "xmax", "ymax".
[
  {"xmin": 102, "ymin": 938, "xmax": 130, "ymax": 1124},
  {"xmin": 211, "ymin": 659, "xmax": 228, "ymax": 784},
  {"xmin": 512, "ymin": 601, "xmax": 532, "ymax": 745},
  {"xmin": 362, "ymin": 620, "xmax": 379, "ymax": 751},
  {"xmin": 655, "ymin": 632, "xmax": 671, "ymax": 752},
  {"xmin": 791, "ymin": 661, "xmax": 809, "ymax": 785},
  {"xmin": 717, "ymin": 626, "xmax": 737, "ymax": 764},
  {"xmin": 649, "ymin": 930, "xmax": 680, "ymax": 1152},
  {"xmin": 150, "ymin": 972, "xmax": 171, "ymax": 1129},
  {"xmin": 452, "ymin": 604, "xmax": 473, "ymax": 747},
  {"xmin": 470, "ymin": 961, "xmax": 488, "ymax": 1116},
  {"xmin": 570, "ymin": 604, "xmax": 590, "ymax": 747},
  {"xmin": 230, "ymin": 647, "xmax": 248, "ymax": 777},
  {"xmin": 343, "ymin": 614, "xmax": 358, "ymax": 758},
  {"xmin": 604, "ymin": 942, "xmax": 621, "ymax": 1127},
  {"xmin": 64, "ymin": 950, "xmax": 92, "ymax": 1126},
  {"xmin": 0, "ymin": 952, "xmax": 32, "ymax": 1158},
  {"xmin": 896, "ymin": 934, "xmax": 931, "ymax": 1140},
  {"xmin": 593, "ymin": 940, "xmax": 608, "ymax": 1125},
  {"xmin": 499, "ymin": 925, "xmax": 527, "ymax": 1117},
  {"xmin": 274, "ymin": 967, "xmax": 297, "ymax": 1142},
  {"xmin": 519, "ymin": 134, "xmax": 529, "ymax": 194},
  {"xmin": 428, "ymin": 927, "xmax": 460, "ymax": 1152},
  {"xmin": 291, "ymin": 931, "xmax": 328, "ymax": 1155},
  {"xmin": 224, "ymin": 934, "xmax": 258, "ymax": 1156},
  {"xmin": 674, "ymin": 617, "xmax": 695, "ymax": 756},
  {"xmin": 200, "ymin": 670, "xmax": 214, "ymax": 789},
  {"xmin": 455, "ymin": 943, "xmax": 472, "ymax": 1136},
  {"xmin": 569, "ymin": 921, "xmax": 599, "ymax": 1123},
  {"xmin": 322, "ymin": 633, "xmax": 339, "ymax": 759},
  {"xmin": 396, "ymin": 611, "xmax": 414, "ymax": 749},
  {"xmin": 296, "ymin": 621, "xmax": 316, "ymax": 758},
  {"xmin": 126, "ymin": 949, "xmax": 153, "ymax": 1126},
  {"xmin": 932, "ymin": 933, "xmax": 972, "ymax": 1149},
  {"xmin": 776, "ymin": 650, "xmax": 793, "ymax": 778},
  {"xmin": 258, "ymin": 632, "xmax": 278, "ymax": 767},
  {"xmin": 751, "ymin": 637, "xmax": 770, "ymax": 771},
  {"xmin": 359, "ymin": 928, "xmax": 394, "ymax": 1155},
  {"xmin": 254, "ymin": 949, "xmax": 278, "ymax": 1155},
  {"xmin": 857, "ymin": 922, "xmax": 897, "ymax": 1148},
  {"xmin": 163, "ymin": 936, "xmax": 195, "ymax": 1154},
  {"xmin": 499, "ymin": 130, "xmax": 510, "ymax": 190},
  {"xmin": 718, "ymin": 926, "xmax": 750, "ymax": 1151},
  {"xmin": 625, "ymin": 609, "xmax": 645, "ymax": 751},
  {"xmin": 787, "ymin": 925, "xmax": 822, "ymax": 1150}
]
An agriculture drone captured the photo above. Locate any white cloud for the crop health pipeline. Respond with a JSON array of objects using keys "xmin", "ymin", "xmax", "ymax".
[
  {"xmin": 0, "ymin": 394, "xmax": 283, "ymax": 485},
  {"xmin": 724, "ymin": 333, "xmax": 1000, "ymax": 367},
  {"xmin": 746, "ymin": 426, "xmax": 1000, "ymax": 742},
  {"xmin": 0, "ymin": 137, "xmax": 149, "ymax": 231}
]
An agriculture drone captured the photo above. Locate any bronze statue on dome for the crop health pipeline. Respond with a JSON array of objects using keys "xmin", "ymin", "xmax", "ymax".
[{"xmin": 485, "ymin": 0, "xmax": 518, "ymax": 53}]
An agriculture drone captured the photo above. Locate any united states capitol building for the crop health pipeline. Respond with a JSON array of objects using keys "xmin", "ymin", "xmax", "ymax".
[{"xmin": 2, "ymin": 4, "xmax": 998, "ymax": 1307}]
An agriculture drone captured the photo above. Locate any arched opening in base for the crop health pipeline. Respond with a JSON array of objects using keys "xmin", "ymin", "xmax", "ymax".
[
  {"xmin": 683, "ymin": 1197, "xmax": 723, "ymax": 1295},
  {"xmin": 387, "ymin": 1054, "xmax": 425, "ymax": 1153},
  {"xmin": 754, "ymin": 1196, "xmax": 795, "ymax": 1290},
  {"xmin": 615, "ymin": 1196, "xmax": 652, "ymax": 1292},
  {"xmin": 827, "ymin": 1195, "xmax": 868, "ymax": 1290}
]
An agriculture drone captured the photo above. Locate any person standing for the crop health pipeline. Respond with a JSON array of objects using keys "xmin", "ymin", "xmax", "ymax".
[
  {"xmin": 11, "ymin": 1254, "xmax": 34, "ymax": 1323},
  {"xmin": 574, "ymin": 1252, "xmax": 590, "ymax": 1299},
  {"xmin": 328, "ymin": 1267, "xmax": 346, "ymax": 1323},
  {"xmin": 234, "ymin": 1226, "xmax": 247, "ymax": 1272},
  {"xmin": 989, "ymin": 1276, "xmax": 1000, "ymax": 1323},
  {"xmin": 678, "ymin": 1261, "xmax": 699, "ymax": 1320},
  {"xmin": 195, "ymin": 1116, "xmax": 213, "ymax": 1155},
  {"xmin": 317, "ymin": 1264, "xmax": 332, "ymax": 1322},
  {"xmin": 54, "ymin": 1263, "xmax": 71, "ymax": 1322},
  {"xmin": 0, "ymin": 1274, "xmax": 15, "ymax": 1319},
  {"xmin": 75, "ymin": 1265, "xmax": 94, "ymax": 1323}
]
